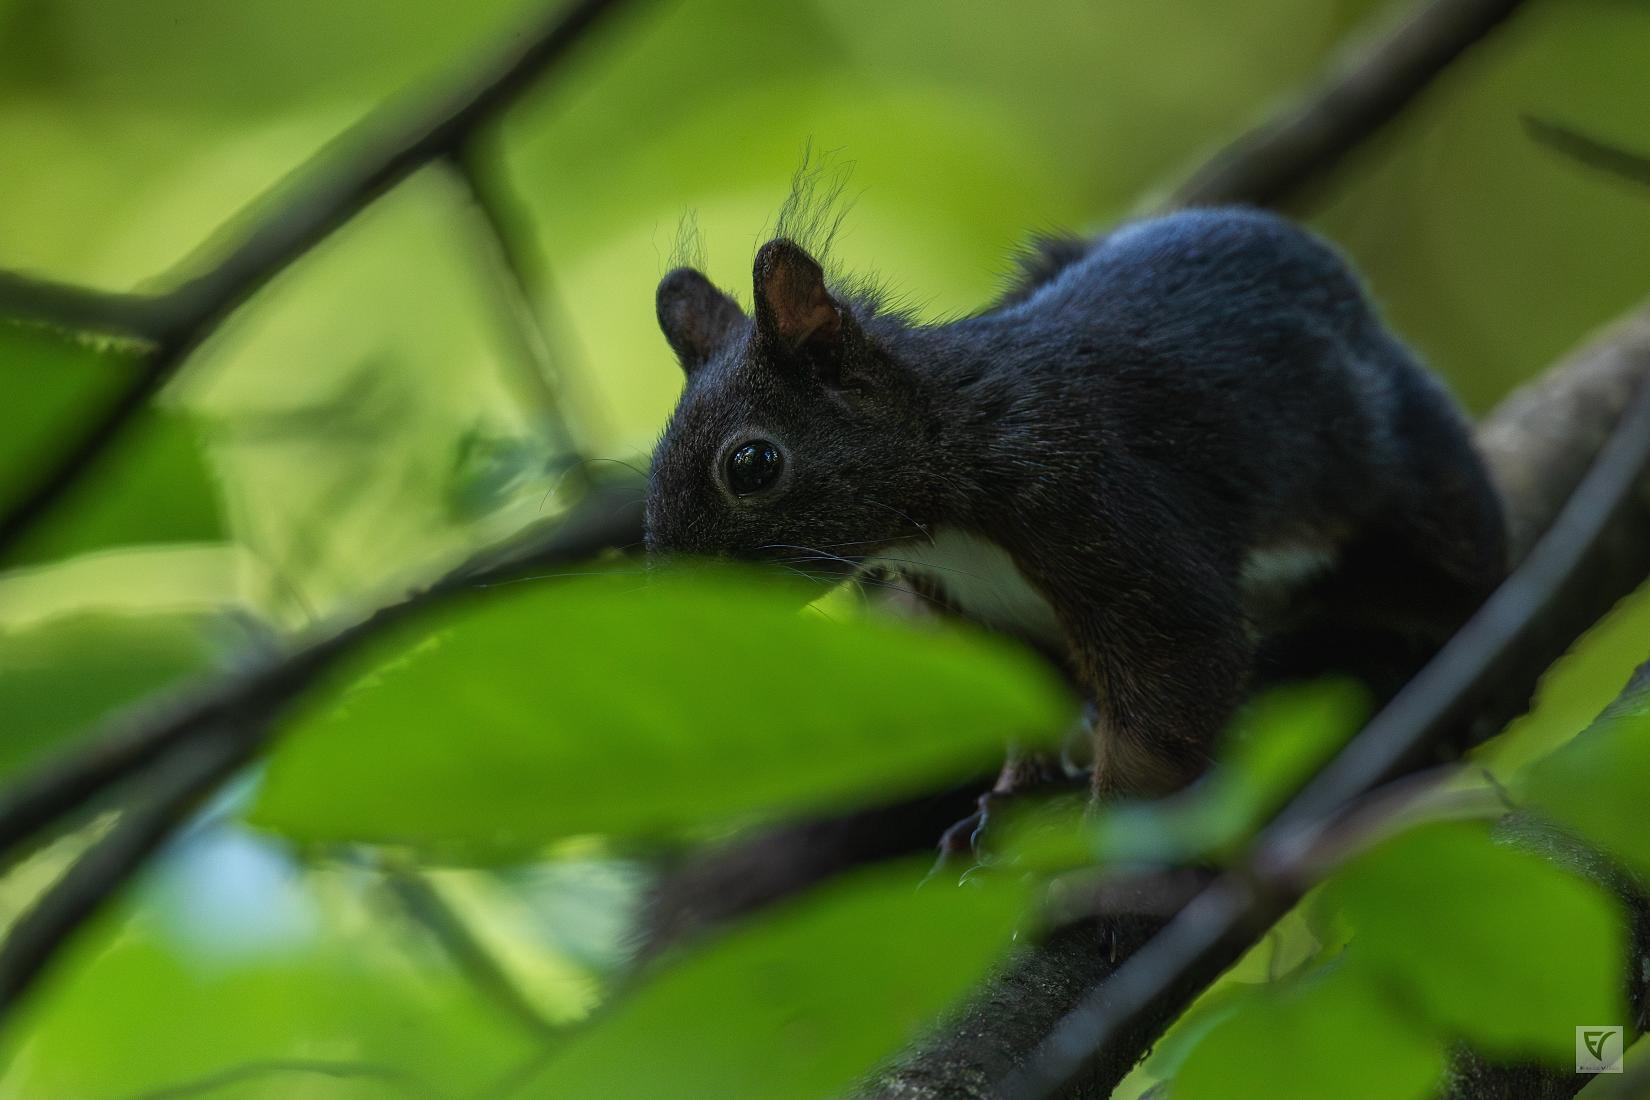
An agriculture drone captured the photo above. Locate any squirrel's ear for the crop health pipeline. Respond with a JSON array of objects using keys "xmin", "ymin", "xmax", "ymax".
[
  {"xmin": 753, "ymin": 238, "xmax": 841, "ymax": 352},
  {"xmin": 657, "ymin": 268, "xmax": 744, "ymax": 375}
]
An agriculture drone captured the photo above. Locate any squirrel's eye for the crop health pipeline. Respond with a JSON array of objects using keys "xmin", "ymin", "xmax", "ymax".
[{"xmin": 726, "ymin": 440, "xmax": 784, "ymax": 496}]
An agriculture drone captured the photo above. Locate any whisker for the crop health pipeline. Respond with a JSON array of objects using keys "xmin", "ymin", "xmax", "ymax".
[
  {"xmin": 538, "ymin": 455, "xmax": 651, "ymax": 513},
  {"xmin": 582, "ymin": 456, "xmax": 651, "ymax": 479},
  {"xmin": 865, "ymin": 554, "xmax": 989, "ymax": 583},
  {"xmin": 757, "ymin": 543, "xmax": 862, "ymax": 571},
  {"xmin": 814, "ymin": 534, "xmax": 926, "ymax": 551},
  {"xmin": 863, "ymin": 498, "xmax": 935, "ymax": 546}
]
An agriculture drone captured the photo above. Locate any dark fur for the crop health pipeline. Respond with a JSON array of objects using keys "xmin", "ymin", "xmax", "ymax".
[{"xmin": 645, "ymin": 206, "xmax": 1507, "ymax": 796}]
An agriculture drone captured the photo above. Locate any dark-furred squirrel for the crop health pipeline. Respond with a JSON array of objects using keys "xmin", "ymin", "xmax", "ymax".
[{"xmin": 644, "ymin": 203, "xmax": 1507, "ymax": 799}]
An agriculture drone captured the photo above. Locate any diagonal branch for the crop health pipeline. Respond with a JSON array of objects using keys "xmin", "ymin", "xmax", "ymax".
[
  {"xmin": 0, "ymin": 0, "xmax": 641, "ymax": 559},
  {"xmin": 0, "ymin": 479, "xmax": 644, "ymax": 1022},
  {"xmin": 1166, "ymin": 0, "xmax": 1528, "ymax": 209},
  {"xmin": 0, "ymin": 479, "xmax": 644, "ymax": 869},
  {"xmin": 0, "ymin": 719, "xmax": 259, "ymax": 1014},
  {"xmin": 0, "ymin": 273, "xmax": 173, "ymax": 344},
  {"xmin": 866, "ymin": 300, "xmax": 1650, "ymax": 1100},
  {"xmin": 1001, "ymin": 366, "xmax": 1650, "ymax": 1100}
]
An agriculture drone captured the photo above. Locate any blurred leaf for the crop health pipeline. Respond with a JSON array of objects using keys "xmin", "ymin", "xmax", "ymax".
[
  {"xmin": 0, "ymin": 889, "xmax": 534, "ymax": 1099},
  {"xmin": 1141, "ymin": 980, "xmax": 1255, "ymax": 1083},
  {"xmin": 1176, "ymin": 961, "xmax": 1445, "ymax": 1100},
  {"xmin": 0, "ymin": 323, "xmax": 127, "ymax": 502},
  {"xmin": 503, "ymin": 0, "xmax": 1376, "ymax": 455},
  {"xmin": 250, "ymin": 569, "xmax": 1071, "ymax": 857},
  {"xmin": 1521, "ymin": 708, "xmax": 1650, "ymax": 882},
  {"xmin": 178, "ymin": 174, "xmax": 568, "ymax": 623},
  {"xmin": 0, "ymin": 610, "xmax": 231, "ymax": 780},
  {"xmin": 0, "ymin": 0, "xmax": 538, "ymax": 287},
  {"xmin": 1321, "ymin": 821, "xmax": 1624, "ymax": 1060},
  {"xmin": 0, "ymin": 323, "xmax": 224, "ymax": 566},
  {"xmin": 1120, "ymin": 911, "xmax": 1333, "ymax": 1098},
  {"xmin": 1481, "ymin": 580, "xmax": 1650, "ymax": 777},
  {"xmin": 529, "ymin": 862, "xmax": 1024, "ymax": 1100}
]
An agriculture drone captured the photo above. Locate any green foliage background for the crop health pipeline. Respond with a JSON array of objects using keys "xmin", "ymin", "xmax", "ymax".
[{"xmin": 2, "ymin": 0, "xmax": 1649, "ymax": 1097}]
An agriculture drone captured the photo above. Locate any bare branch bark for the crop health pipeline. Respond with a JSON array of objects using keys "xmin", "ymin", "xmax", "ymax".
[
  {"xmin": 0, "ymin": 0, "xmax": 641, "ymax": 559},
  {"xmin": 1166, "ymin": 0, "xmax": 1529, "ymax": 209}
]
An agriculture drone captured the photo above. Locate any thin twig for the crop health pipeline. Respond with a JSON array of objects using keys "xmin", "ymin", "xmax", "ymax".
[
  {"xmin": 1001, "ymin": 371, "xmax": 1650, "ymax": 1100},
  {"xmin": 1166, "ymin": 0, "xmax": 1529, "ymax": 209},
  {"xmin": 444, "ymin": 142, "xmax": 582, "ymax": 457},
  {"xmin": 0, "ymin": 0, "xmax": 640, "ymax": 559},
  {"xmin": 1523, "ymin": 116, "xmax": 1650, "ymax": 191},
  {"xmin": 384, "ymin": 866, "xmax": 560, "ymax": 1040}
]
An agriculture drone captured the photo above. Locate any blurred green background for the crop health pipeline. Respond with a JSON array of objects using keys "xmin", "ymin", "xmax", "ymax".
[
  {"xmin": 6, "ymin": 0, "xmax": 1650, "ymax": 615},
  {"xmin": 4, "ymin": 0, "xmax": 1650, "ymax": 1095}
]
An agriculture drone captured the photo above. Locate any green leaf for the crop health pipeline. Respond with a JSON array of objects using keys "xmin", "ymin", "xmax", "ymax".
[
  {"xmin": 1176, "ymin": 961, "xmax": 1445, "ymax": 1100},
  {"xmin": 1093, "ymin": 679, "xmax": 1365, "ymax": 865},
  {"xmin": 1521, "ymin": 708, "xmax": 1650, "ymax": 882},
  {"xmin": 0, "ymin": 610, "xmax": 230, "ymax": 780},
  {"xmin": 528, "ymin": 863, "xmax": 1024, "ymax": 1100},
  {"xmin": 0, "ymin": 323, "xmax": 224, "ymax": 567},
  {"xmin": 1321, "ymin": 821, "xmax": 1625, "ymax": 1060},
  {"xmin": 250, "ymin": 569, "xmax": 1072, "ymax": 857},
  {"xmin": 999, "ymin": 680, "xmax": 1364, "ymax": 873}
]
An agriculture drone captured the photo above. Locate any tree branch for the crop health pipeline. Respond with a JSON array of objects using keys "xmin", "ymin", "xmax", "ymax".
[
  {"xmin": 1003, "ymin": 369, "xmax": 1650, "ymax": 1099},
  {"xmin": 0, "ymin": 274, "xmax": 172, "ymax": 344},
  {"xmin": 0, "ymin": 0, "xmax": 641, "ymax": 559},
  {"xmin": 1166, "ymin": 0, "xmax": 1528, "ymax": 209}
]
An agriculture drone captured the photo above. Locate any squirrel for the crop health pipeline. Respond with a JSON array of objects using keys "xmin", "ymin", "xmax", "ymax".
[{"xmin": 643, "ymin": 204, "xmax": 1507, "ymax": 799}]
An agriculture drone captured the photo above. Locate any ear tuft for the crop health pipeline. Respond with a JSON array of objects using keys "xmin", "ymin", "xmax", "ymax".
[
  {"xmin": 753, "ymin": 239, "xmax": 841, "ymax": 351},
  {"xmin": 656, "ymin": 268, "xmax": 744, "ymax": 375}
]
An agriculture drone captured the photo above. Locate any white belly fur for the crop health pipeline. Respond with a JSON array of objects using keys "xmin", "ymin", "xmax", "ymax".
[
  {"xmin": 865, "ymin": 530, "xmax": 1065, "ymax": 646},
  {"xmin": 1240, "ymin": 542, "xmax": 1336, "ymax": 609},
  {"xmin": 868, "ymin": 532, "xmax": 1334, "ymax": 648}
]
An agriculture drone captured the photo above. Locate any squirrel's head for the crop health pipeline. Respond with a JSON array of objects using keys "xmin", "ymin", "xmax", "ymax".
[{"xmin": 645, "ymin": 238, "xmax": 934, "ymax": 580}]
